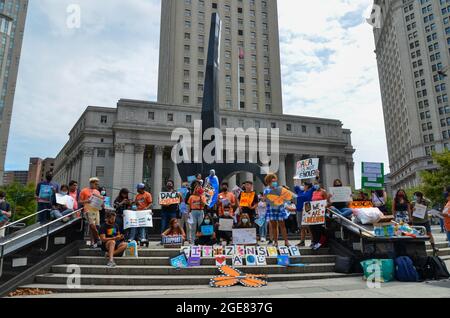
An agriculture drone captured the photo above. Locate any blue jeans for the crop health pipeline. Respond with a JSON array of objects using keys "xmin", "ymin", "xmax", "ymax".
[
  {"xmin": 161, "ymin": 211, "xmax": 178, "ymax": 234},
  {"xmin": 128, "ymin": 227, "xmax": 147, "ymax": 241},
  {"xmin": 330, "ymin": 206, "xmax": 353, "ymax": 218},
  {"xmin": 440, "ymin": 218, "xmax": 445, "ymax": 232},
  {"xmin": 447, "ymin": 231, "xmax": 450, "ymax": 247},
  {"xmin": 259, "ymin": 219, "xmax": 268, "ymax": 239},
  {"xmin": 190, "ymin": 210, "xmax": 204, "ymax": 243},
  {"xmin": 50, "ymin": 209, "xmax": 73, "ymax": 220},
  {"xmin": 37, "ymin": 202, "xmax": 52, "ymax": 224}
]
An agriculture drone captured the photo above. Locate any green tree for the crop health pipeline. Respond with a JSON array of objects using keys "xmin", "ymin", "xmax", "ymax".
[
  {"xmin": 0, "ymin": 182, "xmax": 37, "ymax": 225},
  {"xmin": 420, "ymin": 150, "xmax": 450, "ymax": 207}
]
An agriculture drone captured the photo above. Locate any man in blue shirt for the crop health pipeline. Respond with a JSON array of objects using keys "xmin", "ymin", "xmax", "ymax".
[{"xmin": 35, "ymin": 172, "xmax": 59, "ymax": 224}]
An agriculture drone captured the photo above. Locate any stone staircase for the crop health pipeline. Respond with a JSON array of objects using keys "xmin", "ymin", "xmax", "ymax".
[{"xmin": 18, "ymin": 244, "xmax": 360, "ymax": 293}]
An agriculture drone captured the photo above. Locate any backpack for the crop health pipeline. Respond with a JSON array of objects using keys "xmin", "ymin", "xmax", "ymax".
[
  {"xmin": 394, "ymin": 256, "xmax": 419, "ymax": 282},
  {"xmin": 414, "ymin": 256, "xmax": 450, "ymax": 281}
]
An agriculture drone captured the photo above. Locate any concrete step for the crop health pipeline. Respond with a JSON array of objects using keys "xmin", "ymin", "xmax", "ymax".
[
  {"xmin": 65, "ymin": 255, "xmax": 336, "ymax": 266},
  {"xmin": 78, "ymin": 247, "xmax": 332, "ymax": 257},
  {"xmin": 17, "ymin": 284, "xmax": 212, "ymax": 294},
  {"xmin": 426, "ymin": 242, "xmax": 449, "ymax": 249},
  {"xmin": 35, "ymin": 272, "xmax": 359, "ymax": 286},
  {"xmin": 427, "ymin": 247, "xmax": 450, "ymax": 257},
  {"xmin": 50, "ymin": 263, "xmax": 336, "ymax": 276}
]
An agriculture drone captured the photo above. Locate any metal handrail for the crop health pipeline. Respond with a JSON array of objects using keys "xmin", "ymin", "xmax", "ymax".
[
  {"xmin": 0, "ymin": 208, "xmax": 84, "ymax": 278},
  {"xmin": 0, "ymin": 208, "xmax": 51, "ymax": 231},
  {"xmin": 0, "ymin": 208, "xmax": 83, "ymax": 247},
  {"xmin": 327, "ymin": 208, "xmax": 375, "ymax": 237}
]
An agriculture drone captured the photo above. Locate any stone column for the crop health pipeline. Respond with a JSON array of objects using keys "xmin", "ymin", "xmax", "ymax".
[
  {"xmin": 278, "ymin": 153, "xmax": 287, "ymax": 187},
  {"xmin": 112, "ymin": 144, "xmax": 125, "ymax": 199},
  {"xmin": 134, "ymin": 145, "xmax": 145, "ymax": 186},
  {"xmin": 228, "ymin": 175, "xmax": 237, "ymax": 188},
  {"xmin": 173, "ymin": 161, "xmax": 182, "ymax": 189},
  {"xmin": 152, "ymin": 146, "xmax": 164, "ymax": 209},
  {"xmin": 347, "ymin": 161, "xmax": 356, "ymax": 189},
  {"xmin": 80, "ymin": 147, "xmax": 94, "ymax": 188},
  {"xmin": 338, "ymin": 158, "xmax": 349, "ymax": 185}
]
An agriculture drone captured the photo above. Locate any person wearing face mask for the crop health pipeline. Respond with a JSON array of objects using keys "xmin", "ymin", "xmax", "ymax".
[
  {"xmin": 256, "ymin": 194, "xmax": 268, "ymax": 243},
  {"xmin": 217, "ymin": 182, "xmax": 237, "ymax": 245},
  {"xmin": 162, "ymin": 218, "xmax": 186, "ymax": 241},
  {"xmin": 309, "ymin": 183, "xmax": 329, "ymax": 251},
  {"xmin": 412, "ymin": 191, "xmax": 439, "ymax": 254},
  {"xmin": 195, "ymin": 214, "xmax": 217, "ymax": 246},
  {"xmin": 50, "ymin": 185, "xmax": 75, "ymax": 223},
  {"xmin": 393, "ymin": 189, "xmax": 412, "ymax": 224},
  {"xmin": 187, "ymin": 182, "xmax": 207, "ymax": 243},
  {"xmin": 160, "ymin": 180, "xmax": 182, "ymax": 235},
  {"xmin": 263, "ymin": 174, "xmax": 290, "ymax": 247},
  {"xmin": 236, "ymin": 213, "xmax": 253, "ymax": 229},
  {"xmin": 178, "ymin": 182, "xmax": 192, "ymax": 243},
  {"xmin": 98, "ymin": 187, "xmax": 108, "ymax": 224},
  {"xmin": 294, "ymin": 179, "xmax": 319, "ymax": 247},
  {"xmin": 371, "ymin": 189, "xmax": 388, "ymax": 213},
  {"xmin": 0, "ymin": 191, "xmax": 12, "ymax": 236},
  {"xmin": 328, "ymin": 179, "xmax": 354, "ymax": 219},
  {"xmin": 238, "ymin": 181, "xmax": 259, "ymax": 224}
]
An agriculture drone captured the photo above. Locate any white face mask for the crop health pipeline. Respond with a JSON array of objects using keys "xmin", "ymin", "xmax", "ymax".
[
  {"xmin": 61, "ymin": 192, "xmax": 68, "ymax": 196},
  {"xmin": 242, "ymin": 219, "xmax": 249, "ymax": 224}
]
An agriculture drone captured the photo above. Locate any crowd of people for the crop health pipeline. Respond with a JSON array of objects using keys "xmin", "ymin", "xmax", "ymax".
[{"xmin": 0, "ymin": 170, "xmax": 449, "ymax": 267}]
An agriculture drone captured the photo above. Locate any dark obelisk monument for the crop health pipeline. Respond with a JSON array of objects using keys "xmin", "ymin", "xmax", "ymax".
[{"xmin": 177, "ymin": 13, "xmax": 266, "ymax": 184}]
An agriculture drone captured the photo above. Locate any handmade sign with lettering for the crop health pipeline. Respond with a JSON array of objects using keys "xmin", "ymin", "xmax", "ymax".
[
  {"xmin": 233, "ymin": 229, "xmax": 257, "ymax": 245},
  {"xmin": 159, "ymin": 192, "xmax": 181, "ymax": 206},
  {"xmin": 265, "ymin": 187, "xmax": 297, "ymax": 207},
  {"xmin": 202, "ymin": 246, "xmax": 213, "ymax": 258},
  {"xmin": 289, "ymin": 246, "xmax": 301, "ymax": 257},
  {"xmin": 170, "ymin": 254, "xmax": 188, "ymax": 269},
  {"xmin": 162, "ymin": 235, "xmax": 183, "ymax": 247},
  {"xmin": 190, "ymin": 246, "xmax": 202, "ymax": 258},
  {"xmin": 349, "ymin": 201, "xmax": 373, "ymax": 209},
  {"xmin": 233, "ymin": 255, "xmax": 244, "ymax": 266},
  {"xmin": 236, "ymin": 245, "xmax": 246, "ymax": 256},
  {"xmin": 123, "ymin": 210, "xmax": 153, "ymax": 230},
  {"xmin": 219, "ymin": 218, "xmax": 234, "ymax": 231},
  {"xmin": 245, "ymin": 246, "xmax": 256, "ymax": 256},
  {"xmin": 329, "ymin": 187, "xmax": 353, "ymax": 203},
  {"xmin": 267, "ymin": 246, "xmax": 278, "ymax": 257},
  {"xmin": 246, "ymin": 254, "xmax": 257, "ymax": 266},
  {"xmin": 278, "ymin": 246, "xmax": 290, "ymax": 256},
  {"xmin": 277, "ymin": 255, "xmax": 290, "ymax": 267},
  {"xmin": 215, "ymin": 255, "xmax": 227, "ymax": 266},
  {"xmin": 181, "ymin": 246, "xmax": 191, "ymax": 258},
  {"xmin": 224, "ymin": 246, "xmax": 235, "ymax": 256},
  {"xmin": 413, "ymin": 203, "xmax": 427, "ymax": 220},
  {"xmin": 361, "ymin": 162, "xmax": 384, "ymax": 190},
  {"xmin": 256, "ymin": 246, "xmax": 267, "ymax": 256},
  {"xmin": 239, "ymin": 192, "xmax": 256, "ymax": 208},
  {"xmin": 295, "ymin": 158, "xmax": 319, "ymax": 180},
  {"xmin": 302, "ymin": 200, "xmax": 327, "ymax": 225},
  {"xmin": 213, "ymin": 245, "xmax": 224, "ymax": 256},
  {"xmin": 256, "ymin": 255, "xmax": 267, "ymax": 266}
]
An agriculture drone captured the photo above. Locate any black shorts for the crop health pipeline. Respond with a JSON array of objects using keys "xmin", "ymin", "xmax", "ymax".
[{"xmin": 101, "ymin": 240, "xmax": 124, "ymax": 252}]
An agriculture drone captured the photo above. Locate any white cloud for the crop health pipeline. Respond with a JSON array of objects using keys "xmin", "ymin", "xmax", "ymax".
[{"xmin": 6, "ymin": 0, "xmax": 388, "ymax": 189}]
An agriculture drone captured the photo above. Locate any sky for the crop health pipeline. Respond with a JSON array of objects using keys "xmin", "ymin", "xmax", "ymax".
[{"xmin": 5, "ymin": 0, "xmax": 386, "ymax": 188}]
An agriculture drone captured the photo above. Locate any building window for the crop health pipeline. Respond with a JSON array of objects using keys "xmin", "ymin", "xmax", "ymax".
[
  {"xmin": 271, "ymin": 122, "xmax": 277, "ymax": 129},
  {"xmin": 148, "ymin": 112, "xmax": 155, "ymax": 120},
  {"xmin": 302, "ymin": 125, "xmax": 307, "ymax": 133},
  {"xmin": 221, "ymin": 118, "xmax": 228, "ymax": 127},
  {"xmin": 168, "ymin": 113, "xmax": 174, "ymax": 122},
  {"xmin": 186, "ymin": 115, "xmax": 192, "ymax": 123},
  {"xmin": 100, "ymin": 115, "xmax": 107, "ymax": 124},
  {"xmin": 286, "ymin": 124, "xmax": 292, "ymax": 132},
  {"xmin": 96, "ymin": 166, "xmax": 105, "ymax": 178},
  {"xmin": 316, "ymin": 127, "xmax": 322, "ymax": 134},
  {"xmin": 183, "ymin": 96, "xmax": 190, "ymax": 104},
  {"xmin": 97, "ymin": 149, "xmax": 106, "ymax": 158}
]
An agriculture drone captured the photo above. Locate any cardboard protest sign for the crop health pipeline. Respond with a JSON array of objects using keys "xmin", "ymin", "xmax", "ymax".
[
  {"xmin": 349, "ymin": 201, "xmax": 373, "ymax": 209},
  {"xmin": 302, "ymin": 200, "xmax": 327, "ymax": 225},
  {"xmin": 190, "ymin": 246, "xmax": 202, "ymax": 258},
  {"xmin": 180, "ymin": 246, "xmax": 190, "ymax": 258},
  {"xmin": 162, "ymin": 235, "xmax": 183, "ymax": 247},
  {"xmin": 256, "ymin": 255, "xmax": 267, "ymax": 266},
  {"xmin": 295, "ymin": 158, "xmax": 319, "ymax": 180},
  {"xmin": 289, "ymin": 246, "xmax": 301, "ymax": 257},
  {"xmin": 215, "ymin": 256, "xmax": 227, "ymax": 266},
  {"xmin": 239, "ymin": 192, "xmax": 256, "ymax": 208},
  {"xmin": 202, "ymin": 246, "xmax": 213, "ymax": 258},
  {"xmin": 123, "ymin": 210, "xmax": 153, "ymax": 230},
  {"xmin": 267, "ymin": 246, "xmax": 278, "ymax": 257},
  {"xmin": 219, "ymin": 218, "xmax": 234, "ymax": 231},
  {"xmin": 55, "ymin": 193, "xmax": 75, "ymax": 210},
  {"xmin": 233, "ymin": 255, "xmax": 244, "ymax": 266},
  {"xmin": 201, "ymin": 225, "xmax": 214, "ymax": 236},
  {"xmin": 159, "ymin": 192, "xmax": 180, "ymax": 206},
  {"xmin": 188, "ymin": 257, "xmax": 201, "ymax": 267},
  {"xmin": 170, "ymin": 254, "xmax": 188, "ymax": 268},
  {"xmin": 265, "ymin": 187, "xmax": 297, "ymax": 207},
  {"xmin": 86, "ymin": 196, "xmax": 104, "ymax": 212},
  {"xmin": 246, "ymin": 255, "xmax": 257, "ymax": 266},
  {"xmin": 236, "ymin": 245, "xmax": 246, "ymax": 256},
  {"xmin": 232, "ymin": 228, "xmax": 257, "ymax": 245},
  {"xmin": 361, "ymin": 162, "xmax": 384, "ymax": 190},
  {"xmin": 254, "ymin": 217, "xmax": 265, "ymax": 227},
  {"xmin": 224, "ymin": 246, "xmax": 235, "ymax": 256},
  {"xmin": 256, "ymin": 246, "xmax": 267, "ymax": 256},
  {"xmin": 329, "ymin": 187, "xmax": 353, "ymax": 203},
  {"xmin": 278, "ymin": 246, "xmax": 290, "ymax": 256},
  {"xmin": 213, "ymin": 246, "xmax": 224, "ymax": 256},
  {"xmin": 245, "ymin": 246, "xmax": 256, "ymax": 256},
  {"xmin": 413, "ymin": 203, "xmax": 427, "ymax": 219}
]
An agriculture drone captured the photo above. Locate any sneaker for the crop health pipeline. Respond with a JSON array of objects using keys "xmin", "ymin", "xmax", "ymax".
[
  {"xmin": 297, "ymin": 241, "xmax": 305, "ymax": 247},
  {"xmin": 107, "ymin": 261, "xmax": 116, "ymax": 268},
  {"xmin": 90, "ymin": 242, "xmax": 98, "ymax": 249},
  {"xmin": 313, "ymin": 243, "xmax": 322, "ymax": 251}
]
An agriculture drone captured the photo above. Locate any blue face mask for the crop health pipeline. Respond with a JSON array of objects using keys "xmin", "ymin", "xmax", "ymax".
[
  {"xmin": 204, "ymin": 219, "xmax": 211, "ymax": 225},
  {"xmin": 271, "ymin": 182, "xmax": 278, "ymax": 188}
]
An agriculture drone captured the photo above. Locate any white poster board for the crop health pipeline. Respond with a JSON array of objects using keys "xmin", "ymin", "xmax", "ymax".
[
  {"xmin": 219, "ymin": 218, "xmax": 234, "ymax": 231},
  {"xmin": 413, "ymin": 203, "xmax": 427, "ymax": 219},
  {"xmin": 302, "ymin": 200, "xmax": 327, "ymax": 225},
  {"xmin": 89, "ymin": 196, "xmax": 104, "ymax": 211},
  {"xmin": 55, "ymin": 194, "xmax": 75, "ymax": 210},
  {"xmin": 232, "ymin": 228, "xmax": 257, "ymax": 245},
  {"xmin": 329, "ymin": 187, "xmax": 353, "ymax": 203},
  {"xmin": 295, "ymin": 158, "xmax": 319, "ymax": 180},
  {"xmin": 123, "ymin": 210, "xmax": 153, "ymax": 230}
]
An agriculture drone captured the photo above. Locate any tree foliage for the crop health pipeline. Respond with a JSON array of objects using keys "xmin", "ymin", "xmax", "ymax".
[
  {"xmin": 0, "ymin": 182, "xmax": 37, "ymax": 224},
  {"xmin": 420, "ymin": 150, "xmax": 450, "ymax": 207}
]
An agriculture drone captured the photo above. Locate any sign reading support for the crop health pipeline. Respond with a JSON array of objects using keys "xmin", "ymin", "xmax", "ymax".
[
  {"xmin": 295, "ymin": 158, "xmax": 319, "ymax": 180},
  {"xmin": 123, "ymin": 210, "xmax": 153, "ymax": 230},
  {"xmin": 361, "ymin": 162, "xmax": 384, "ymax": 190}
]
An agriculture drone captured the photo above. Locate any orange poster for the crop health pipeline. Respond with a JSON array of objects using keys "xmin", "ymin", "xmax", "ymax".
[
  {"xmin": 159, "ymin": 192, "xmax": 181, "ymax": 206},
  {"xmin": 240, "ymin": 192, "xmax": 255, "ymax": 208},
  {"xmin": 349, "ymin": 201, "xmax": 373, "ymax": 209}
]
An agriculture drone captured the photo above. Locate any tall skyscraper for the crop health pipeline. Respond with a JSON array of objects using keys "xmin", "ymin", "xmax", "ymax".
[
  {"xmin": 158, "ymin": 0, "xmax": 283, "ymax": 114},
  {"xmin": 372, "ymin": 0, "xmax": 450, "ymax": 191},
  {"xmin": 0, "ymin": 0, "xmax": 28, "ymax": 186}
]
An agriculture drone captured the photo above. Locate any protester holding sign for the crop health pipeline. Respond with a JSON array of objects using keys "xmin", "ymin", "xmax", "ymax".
[
  {"xmin": 99, "ymin": 211, "xmax": 127, "ymax": 268},
  {"xmin": 412, "ymin": 192, "xmax": 438, "ymax": 254},
  {"xmin": 328, "ymin": 179, "xmax": 353, "ymax": 219},
  {"xmin": 371, "ymin": 189, "xmax": 388, "ymax": 213},
  {"xmin": 238, "ymin": 181, "xmax": 258, "ymax": 224},
  {"xmin": 35, "ymin": 172, "xmax": 59, "ymax": 224},
  {"xmin": 263, "ymin": 174, "xmax": 290, "ymax": 247},
  {"xmin": 160, "ymin": 180, "xmax": 182, "ymax": 235},
  {"xmin": 50, "ymin": 185, "xmax": 75, "ymax": 222},
  {"xmin": 131, "ymin": 183, "xmax": 153, "ymax": 244},
  {"xmin": 80, "ymin": 177, "xmax": 103, "ymax": 248},
  {"xmin": 393, "ymin": 189, "xmax": 412, "ymax": 224},
  {"xmin": 235, "ymin": 213, "xmax": 253, "ymax": 229},
  {"xmin": 256, "ymin": 194, "xmax": 268, "ymax": 243},
  {"xmin": 187, "ymin": 182, "xmax": 207, "ymax": 243},
  {"xmin": 294, "ymin": 178, "xmax": 319, "ymax": 247},
  {"xmin": 309, "ymin": 185, "xmax": 329, "ymax": 251},
  {"xmin": 162, "ymin": 218, "xmax": 186, "ymax": 241},
  {"xmin": 178, "ymin": 182, "xmax": 192, "ymax": 243},
  {"xmin": 443, "ymin": 191, "xmax": 450, "ymax": 247},
  {"xmin": 113, "ymin": 188, "xmax": 132, "ymax": 233},
  {"xmin": 216, "ymin": 182, "xmax": 236, "ymax": 245},
  {"xmin": 195, "ymin": 214, "xmax": 216, "ymax": 246}
]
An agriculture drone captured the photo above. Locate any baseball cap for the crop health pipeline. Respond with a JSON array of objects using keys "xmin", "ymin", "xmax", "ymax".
[{"xmin": 137, "ymin": 183, "xmax": 146, "ymax": 190}]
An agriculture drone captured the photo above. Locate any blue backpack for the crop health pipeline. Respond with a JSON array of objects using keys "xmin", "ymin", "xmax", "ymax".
[{"xmin": 395, "ymin": 256, "xmax": 419, "ymax": 282}]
